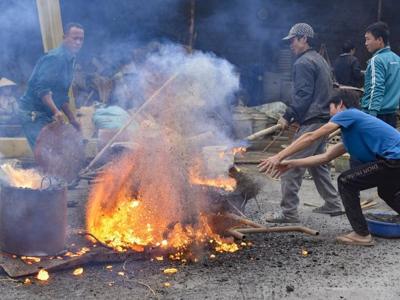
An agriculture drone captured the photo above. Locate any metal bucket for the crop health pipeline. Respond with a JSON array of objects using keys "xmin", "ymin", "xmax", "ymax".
[{"xmin": 0, "ymin": 185, "xmax": 67, "ymax": 256}]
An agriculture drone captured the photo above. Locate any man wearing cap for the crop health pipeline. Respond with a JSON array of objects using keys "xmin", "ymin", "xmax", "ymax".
[
  {"xmin": 263, "ymin": 23, "xmax": 342, "ymax": 223},
  {"xmin": 361, "ymin": 21, "xmax": 400, "ymax": 128},
  {"xmin": 18, "ymin": 23, "xmax": 84, "ymax": 150}
]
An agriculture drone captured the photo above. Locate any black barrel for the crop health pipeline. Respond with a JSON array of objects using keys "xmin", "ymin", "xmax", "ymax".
[{"xmin": 0, "ymin": 185, "xmax": 67, "ymax": 256}]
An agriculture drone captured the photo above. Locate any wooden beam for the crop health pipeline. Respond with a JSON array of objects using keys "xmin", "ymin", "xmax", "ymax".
[
  {"xmin": 377, "ymin": 0, "xmax": 383, "ymax": 21},
  {"xmin": 36, "ymin": 0, "xmax": 64, "ymax": 52}
]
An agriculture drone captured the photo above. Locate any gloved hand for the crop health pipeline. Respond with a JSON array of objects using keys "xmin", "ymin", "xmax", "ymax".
[{"xmin": 277, "ymin": 116, "xmax": 289, "ymax": 130}]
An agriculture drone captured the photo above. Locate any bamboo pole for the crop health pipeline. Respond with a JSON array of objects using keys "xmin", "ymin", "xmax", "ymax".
[
  {"xmin": 223, "ymin": 213, "xmax": 264, "ymax": 228},
  {"xmin": 187, "ymin": 0, "xmax": 196, "ymax": 53},
  {"xmin": 80, "ymin": 73, "xmax": 179, "ymax": 175},
  {"xmin": 236, "ymin": 226, "xmax": 319, "ymax": 236},
  {"xmin": 226, "ymin": 229, "xmax": 245, "ymax": 240},
  {"xmin": 36, "ymin": 0, "xmax": 63, "ymax": 52},
  {"xmin": 245, "ymin": 124, "xmax": 282, "ymax": 141},
  {"xmin": 377, "ymin": 0, "xmax": 383, "ymax": 21}
]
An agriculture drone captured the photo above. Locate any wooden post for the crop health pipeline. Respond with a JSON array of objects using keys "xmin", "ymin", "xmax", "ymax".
[
  {"xmin": 36, "ymin": 0, "xmax": 76, "ymax": 113},
  {"xmin": 377, "ymin": 0, "xmax": 383, "ymax": 21},
  {"xmin": 187, "ymin": 0, "xmax": 196, "ymax": 53},
  {"xmin": 35, "ymin": 0, "xmax": 64, "ymax": 53}
]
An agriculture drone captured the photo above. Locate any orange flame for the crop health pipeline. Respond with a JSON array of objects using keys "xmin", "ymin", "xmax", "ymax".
[
  {"xmin": 0, "ymin": 163, "xmax": 43, "ymax": 189},
  {"xmin": 86, "ymin": 123, "xmax": 239, "ymax": 258},
  {"xmin": 232, "ymin": 147, "xmax": 246, "ymax": 156}
]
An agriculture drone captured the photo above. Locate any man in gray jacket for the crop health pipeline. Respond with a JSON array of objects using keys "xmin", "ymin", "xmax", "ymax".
[{"xmin": 265, "ymin": 23, "xmax": 342, "ymax": 223}]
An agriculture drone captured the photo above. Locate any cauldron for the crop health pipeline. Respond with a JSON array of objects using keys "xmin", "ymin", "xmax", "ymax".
[{"xmin": 0, "ymin": 184, "xmax": 67, "ymax": 256}]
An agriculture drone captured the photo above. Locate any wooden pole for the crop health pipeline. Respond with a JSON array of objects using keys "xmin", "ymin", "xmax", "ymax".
[
  {"xmin": 187, "ymin": 0, "xmax": 196, "ymax": 53},
  {"xmin": 245, "ymin": 124, "xmax": 282, "ymax": 141},
  {"xmin": 236, "ymin": 226, "xmax": 319, "ymax": 236},
  {"xmin": 35, "ymin": 0, "xmax": 63, "ymax": 52},
  {"xmin": 377, "ymin": 0, "xmax": 383, "ymax": 21},
  {"xmin": 80, "ymin": 73, "xmax": 179, "ymax": 175}
]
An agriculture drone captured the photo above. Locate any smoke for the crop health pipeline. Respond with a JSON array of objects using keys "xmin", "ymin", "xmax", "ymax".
[
  {"xmin": 0, "ymin": 1, "xmax": 42, "ymax": 83},
  {"xmin": 86, "ymin": 43, "xmax": 241, "ymax": 246}
]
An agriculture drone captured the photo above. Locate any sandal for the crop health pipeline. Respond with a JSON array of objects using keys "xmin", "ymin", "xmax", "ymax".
[{"xmin": 336, "ymin": 234, "xmax": 375, "ymax": 246}]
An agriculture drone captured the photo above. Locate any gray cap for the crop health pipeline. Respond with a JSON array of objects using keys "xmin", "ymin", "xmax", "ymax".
[{"xmin": 282, "ymin": 23, "xmax": 314, "ymax": 40}]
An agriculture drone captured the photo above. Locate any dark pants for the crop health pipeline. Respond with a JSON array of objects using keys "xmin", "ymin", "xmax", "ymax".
[
  {"xmin": 337, "ymin": 158, "xmax": 400, "ymax": 236},
  {"xmin": 17, "ymin": 108, "xmax": 52, "ymax": 150},
  {"xmin": 377, "ymin": 113, "xmax": 397, "ymax": 128}
]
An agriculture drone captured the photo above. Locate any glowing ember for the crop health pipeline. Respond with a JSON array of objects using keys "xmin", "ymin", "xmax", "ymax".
[
  {"xmin": 0, "ymin": 163, "xmax": 43, "ymax": 189},
  {"xmin": 21, "ymin": 256, "xmax": 41, "ymax": 264},
  {"xmin": 37, "ymin": 269, "xmax": 49, "ymax": 281},
  {"xmin": 232, "ymin": 147, "xmax": 246, "ymax": 156},
  {"xmin": 164, "ymin": 282, "xmax": 171, "ymax": 287},
  {"xmin": 73, "ymin": 268, "xmax": 84, "ymax": 276},
  {"xmin": 24, "ymin": 278, "xmax": 32, "ymax": 285},
  {"xmin": 163, "ymin": 268, "xmax": 178, "ymax": 275},
  {"xmin": 117, "ymin": 272, "xmax": 125, "ymax": 276}
]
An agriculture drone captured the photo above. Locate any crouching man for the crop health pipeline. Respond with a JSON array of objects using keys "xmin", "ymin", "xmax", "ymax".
[{"xmin": 259, "ymin": 89, "xmax": 400, "ymax": 246}]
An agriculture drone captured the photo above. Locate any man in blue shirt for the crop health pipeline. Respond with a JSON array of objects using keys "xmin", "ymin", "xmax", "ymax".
[
  {"xmin": 18, "ymin": 23, "xmax": 84, "ymax": 149},
  {"xmin": 259, "ymin": 89, "xmax": 400, "ymax": 246}
]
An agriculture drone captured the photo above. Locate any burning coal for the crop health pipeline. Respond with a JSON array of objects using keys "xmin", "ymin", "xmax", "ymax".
[{"xmin": 86, "ymin": 44, "xmax": 240, "ymax": 257}]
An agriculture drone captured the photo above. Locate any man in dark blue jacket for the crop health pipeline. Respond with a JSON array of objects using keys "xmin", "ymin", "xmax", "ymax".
[
  {"xmin": 265, "ymin": 23, "xmax": 342, "ymax": 223},
  {"xmin": 18, "ymin": 23, "xmax": 84, "ymax": 149}
]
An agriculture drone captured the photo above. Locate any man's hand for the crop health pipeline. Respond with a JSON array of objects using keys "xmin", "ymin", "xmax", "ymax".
[
  {"xmin": 277, "ymin": 116, "xmax": 289, "ymax": 130},
  {"xmin": 53, "ymin": 110, "xmax": 64, "ymax": 123},
  {"xmin": 258, "ymin": 154, "xmax": 282, "ymax": 174},
  {"xmin": 258, "ymin": 157, "xmax": 294, "ymax": 179}
]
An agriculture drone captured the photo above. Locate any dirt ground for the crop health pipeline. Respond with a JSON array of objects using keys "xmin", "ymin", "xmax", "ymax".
[{"xmin": 1, "ymin": 164, "xmax": 400, "ymax": 300}]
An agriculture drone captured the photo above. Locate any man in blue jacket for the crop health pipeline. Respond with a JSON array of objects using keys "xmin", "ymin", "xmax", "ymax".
[
  {"xmin": 361, "ymin": 22, "xmax": 400, "ymax": 128},
  {"xmin": 259, "ymin": 89, "xmax": 400, "ymax": 246},
  {"xmin": 18, "ymin": 23, "xmax": 84, "ymax": 149},
  {"xmin": 265, "ymin": 23, "xmax": 342, "ymax": 223}
]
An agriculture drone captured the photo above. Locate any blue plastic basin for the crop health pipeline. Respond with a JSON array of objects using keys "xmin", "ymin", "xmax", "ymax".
[{"xmin": 366, "ymin": 213, "xmax": 400, "ymax": 238}]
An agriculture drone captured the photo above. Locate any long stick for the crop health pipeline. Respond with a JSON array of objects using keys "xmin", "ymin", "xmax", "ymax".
[
  {"xmin": 223, "ymin": 213, "xmax": 265, "ymax": 228},
  {"xmin": 262, "ymin": 129, "xmax": 283, "ymax": 152},
  {"xmin": 226, "ymin": 228, "xmax": 245, "ymax": 240},
  {"xmin": 81, "ymin": 73, "xmax": 179, "ymax": 175},
  {"xmin": 236, "ymin": 226, "xmax": 319, "ymax": 236},
  {"xmin": 245, "ymin": 124, "xmax": 282, "ymax": 141}
]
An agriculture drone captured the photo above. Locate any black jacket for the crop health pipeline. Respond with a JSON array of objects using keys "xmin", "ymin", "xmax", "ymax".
[
  {"xmin": 333, "ymin": 53, "xmax": 362, "ymax": 87},
  {"xmin": 283, "ymin": 49, "xmax": 333, "ymax": 125}
]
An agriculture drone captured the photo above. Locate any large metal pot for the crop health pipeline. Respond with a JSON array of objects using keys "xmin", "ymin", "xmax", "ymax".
[{"xmin": 0, "ymin": 185, "xmax": 67, "ymax": 256}]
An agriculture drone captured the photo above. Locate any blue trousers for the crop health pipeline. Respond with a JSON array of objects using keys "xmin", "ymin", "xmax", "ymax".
[{"xmin": 17, "ymin": 109, "xmax": 52, "ymax": 150}]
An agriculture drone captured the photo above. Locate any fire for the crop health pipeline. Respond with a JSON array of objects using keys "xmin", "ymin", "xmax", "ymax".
[
  {"xmin": 37, "ymin": 269, "xmax": 49, "ymax": 281},
  {"xmin": 189, "ymin": 174, "xmax": 237, "ymax": 192},
  {"xmin": 232, "ymin": 147, "xmax": 246, "ymax": 156},
  {"xmin": 188, "ymin": 160, "xmax": 237, "ymax": 192},
  {"xmin": 86, "ymin": 149, "xmax": 238, "ymax": 257},
  {"xmin": 0, "ymin": 163, "xmax": 43, "ymax": 189},
  {"xmin": 85, "ymin": 62, "xmax": 241, "ymax": 259},
  {"xmin": 73, "ymin": 267, "xmax": 84, "ymax": 276}
]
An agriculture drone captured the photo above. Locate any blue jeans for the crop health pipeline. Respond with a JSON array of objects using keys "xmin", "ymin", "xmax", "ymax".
[{"xmin": 17, "ymin": 108, "xmax": 52, "ymax": 150}]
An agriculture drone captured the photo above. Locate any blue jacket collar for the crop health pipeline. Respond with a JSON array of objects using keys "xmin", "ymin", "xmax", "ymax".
[{"xmin": 373, "ymin": 46, "xmax": 391, "ymax": 56}]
